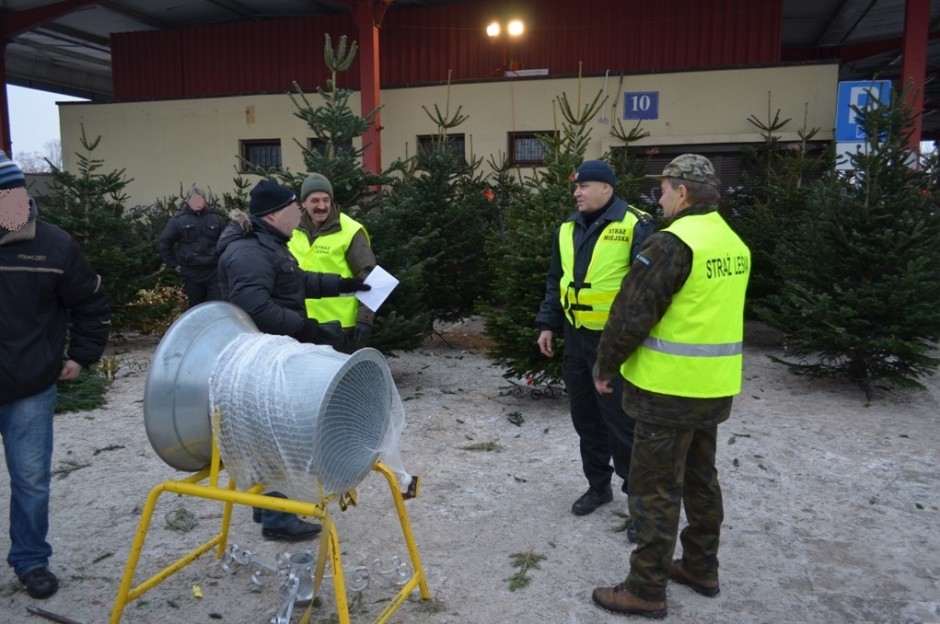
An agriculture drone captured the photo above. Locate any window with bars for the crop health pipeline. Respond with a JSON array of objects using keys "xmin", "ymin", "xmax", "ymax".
[
  {"xmin": 240, "ymin": 139, "xmax": 282, "ymax": 171},
  {"xmin": 416, "ymin": 133, "xmax": 465, "ymax": 161},
  {"xmin": 308, "ymin": 138, "xmax": 354, "ymax": 157},
  {"xmin": 508, "ymin": 131, "xmax": 552, "ymax": 166}
]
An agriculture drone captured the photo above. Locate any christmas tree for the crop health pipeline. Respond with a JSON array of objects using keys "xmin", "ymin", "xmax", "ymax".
[{"xmin": 758, "ymin": 86, "xmax": 940, "ymax": 397}]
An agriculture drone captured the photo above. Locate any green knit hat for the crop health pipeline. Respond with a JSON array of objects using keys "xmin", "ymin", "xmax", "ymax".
[{"xmin": 301, "ymin": 173, "xmax": 333, "ymax": 201}]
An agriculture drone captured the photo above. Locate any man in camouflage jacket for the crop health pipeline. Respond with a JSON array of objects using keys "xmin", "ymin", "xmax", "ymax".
[{"xmin": 591, "ymin": 155, "xmax": 751, "ymax": 619}]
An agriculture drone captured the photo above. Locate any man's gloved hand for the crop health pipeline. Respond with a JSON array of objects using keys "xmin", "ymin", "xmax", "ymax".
[
  {"xmin": 297, "ymin": 319, "xmax": 344, "ymax": 345},
  {"xmin": 339, "ymin": 278, "xmax": 371, "ymax": 294},
  {"xmin": 353, "ymin": 322, "xmax": 372, "ymax": 345}
]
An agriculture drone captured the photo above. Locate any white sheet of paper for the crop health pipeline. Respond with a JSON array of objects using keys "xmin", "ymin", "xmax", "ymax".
[{"xmin": 355, "ymin": 265, "xmax": 399, "ymax": 312}]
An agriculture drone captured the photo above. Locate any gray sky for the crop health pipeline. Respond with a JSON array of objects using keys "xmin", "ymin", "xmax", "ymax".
[{"xmin": 6, "ymin": 85, "xmax": 86, "ymax": 158}]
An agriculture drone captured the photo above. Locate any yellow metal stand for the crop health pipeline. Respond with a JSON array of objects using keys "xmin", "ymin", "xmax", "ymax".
[{"xmin": 109, "ymin": 440, "xmax": 429, "ymax": 624}]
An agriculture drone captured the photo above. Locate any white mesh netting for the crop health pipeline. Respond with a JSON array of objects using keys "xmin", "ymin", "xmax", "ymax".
[{"xmin": 208, "ymin": 333, "xmax": 408, "ymax": 500}]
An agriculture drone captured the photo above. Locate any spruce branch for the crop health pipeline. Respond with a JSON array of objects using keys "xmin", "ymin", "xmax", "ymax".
[{"xmin": 505, "ymin": 550, "xmax": 547, "ymax": 592}]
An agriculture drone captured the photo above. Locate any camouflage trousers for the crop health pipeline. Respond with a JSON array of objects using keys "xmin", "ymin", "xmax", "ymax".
[{"xmin": 624, "ymin": 421, "xmax": 723, "ymax": 602}]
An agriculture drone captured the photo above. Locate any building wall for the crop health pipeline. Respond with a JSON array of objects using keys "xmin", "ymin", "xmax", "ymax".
[{"xmin": 59, "ymin": 63, "xmax": 838, "ymax": 207}]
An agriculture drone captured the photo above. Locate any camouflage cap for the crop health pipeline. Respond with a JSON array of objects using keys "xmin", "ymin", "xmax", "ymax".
[{"xmin": 646, "ymin": 154, "xmax": 720, "ymax": 187}]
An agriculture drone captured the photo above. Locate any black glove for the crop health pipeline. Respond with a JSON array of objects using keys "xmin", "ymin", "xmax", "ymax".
[
  {"xmin": 353, "ymin": 322, "xmax": 372, "ymax": 345},
  {"xmin": 339, "ymin": 278, "xmax": 371, "ymax": 294},
  {"xmin": 297, "ymin": 319, "xmax": 344, "ymax": 345}
]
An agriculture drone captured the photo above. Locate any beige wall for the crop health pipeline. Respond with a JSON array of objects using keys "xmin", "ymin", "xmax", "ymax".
[{"xmin": 59, "ymin": 63, "xmax": 839, "ymax": 207}]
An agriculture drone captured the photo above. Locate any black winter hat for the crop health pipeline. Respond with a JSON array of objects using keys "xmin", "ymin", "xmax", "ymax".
[
  {"xmin": 573, "ymin": 159, "xmax": 616, "ymax": 187},
  {"xmin": 249, "ymin": 179, "xmax": 297, "ymax": 216}
]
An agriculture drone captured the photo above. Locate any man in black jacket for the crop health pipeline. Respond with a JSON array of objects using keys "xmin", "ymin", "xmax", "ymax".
[
  {"xmin": 536, "ymin": 160, "xmax": 654, "ymax": 530},
  {"xmin": 217, "ymin": 178, "xmax": 370, "ymax": 541},
  {"xmin": 0, "ymin": 152, "xmax": 111, "ymax": 599},
  {"xmin": 159, "ymin": 186, "xmax": 227, "ymax": 308}
]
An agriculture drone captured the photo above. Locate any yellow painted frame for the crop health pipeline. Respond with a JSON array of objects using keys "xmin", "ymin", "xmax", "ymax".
[{"xmin": 109, "ymin": 437, "xmax": 429, "ymax": 623}]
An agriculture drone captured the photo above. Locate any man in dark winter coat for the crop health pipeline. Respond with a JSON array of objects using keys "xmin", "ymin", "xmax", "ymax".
[
  {"xmin": 536, "ymin": 159, "xmax": 654, "ymax": 530},
  {"xmin": 217, "ymin": 178, "xmax": 370, "ymax": 541},
  {"xmin": 0, "ymin": 152, "xmax": 111, "ymax": 600},
  {"xmin": 159, "ymin": 186, "xmax": 227, "ymax": 308}
]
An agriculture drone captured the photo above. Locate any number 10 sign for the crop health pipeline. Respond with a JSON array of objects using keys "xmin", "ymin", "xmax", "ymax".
[{"xmin": 623, "ymin": 91, "xmax": 659, "ymax": 120}]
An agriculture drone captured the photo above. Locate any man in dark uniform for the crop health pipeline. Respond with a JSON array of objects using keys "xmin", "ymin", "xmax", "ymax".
[
  {"xmin": 536, "ymin": 159, "xmax": 653, "ymax": 529},
  {"xmin": 217, "ymin": 178, "xmax": 370, "ymax": 541},
  {"xmin": 159, "ymin": 186, "xmax": 227, "ymax": 308},
  {"xmin": 591, "ymin": 154, "xmax": 750, "ymax": 618}
]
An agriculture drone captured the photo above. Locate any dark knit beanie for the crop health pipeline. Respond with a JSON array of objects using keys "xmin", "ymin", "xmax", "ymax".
[
  {"xmin": 574, "ymin": 160, "xmax": 616, "ymax": 187},
  {"xmin": 0, "ymin": 151, "xmax": 26, "ymax": 190},
  {"xmin": 300, "ymin": 173, "xmax": 333, "ymax": 201},
  {"xmin": 249, "ymin": 179, "xmax": 297, "ymax": 216}
]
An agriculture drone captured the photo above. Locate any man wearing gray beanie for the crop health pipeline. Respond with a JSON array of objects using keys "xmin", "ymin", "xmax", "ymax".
[
  {"xmin": 0, "ymin": 151, "xmax": 111, "ymax": 599},
  {"xmin": 288, "ymin": 172, "xmax": 376, "ymax": 352},
  {"xmin": 536, "ymin": 159, "xmax": 656, "ymax": 532}
]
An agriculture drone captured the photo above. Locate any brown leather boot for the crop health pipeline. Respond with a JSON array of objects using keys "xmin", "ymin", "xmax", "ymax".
[
  {"xmin": 592, "ymin": 583, "xmax": 667, "ymax": 619},
  {"xmin": 669, "ymin": 559, "xmax": 720, "ymax": 597}
]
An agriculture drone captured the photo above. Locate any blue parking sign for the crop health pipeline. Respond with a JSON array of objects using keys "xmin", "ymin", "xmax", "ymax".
[{"xmin": 835, "ymin": 81, "xmax": 892, "ymax": 141}]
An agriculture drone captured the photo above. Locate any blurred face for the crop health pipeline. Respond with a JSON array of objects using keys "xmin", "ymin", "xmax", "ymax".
[
  {"xmin": 573, "ymin": 181, "xmax": 611, "ymax": 213},
  {"xmin": 265, "ymin": 201, "xmax": 302, "ymax": 235},
  {"xmin": 187, "ymin": 193, "xmax": 207, "ymax": 211},
  {"xmin": 659, "ymin": 179, "xmax": 688, "ymax": 218},
  {"xmin": 0, "ymin": 187, "xmax": 31, "ymax": 231},
  {"xmin": 302, "ymin": 191, "xmax": 332, "ymax": 225}
]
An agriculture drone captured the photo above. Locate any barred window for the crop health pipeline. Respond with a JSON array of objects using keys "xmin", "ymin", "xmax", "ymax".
[
  {"xmin": 416, "ymin": 133, "xmax": 465, "ymax": 160},
  {"xmin": 509, "ymin": 131, "xmax": 551, "ymax": 166},
  {"xmin": 308, "ymin": 138, "xmax": 354, "ymax": 157},
  {"xmin": 240, "ymin": 139, "xmax": 282, "ymax": 171}
]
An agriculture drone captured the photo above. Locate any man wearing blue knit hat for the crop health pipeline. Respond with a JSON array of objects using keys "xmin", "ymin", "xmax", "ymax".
[
  {"xmin": 536, "ymin": 159, "xmax": 655, "ymax": 532},
  {"xmin": 0, "ymin": 151, "xmax": 111, "ymax": 599}
]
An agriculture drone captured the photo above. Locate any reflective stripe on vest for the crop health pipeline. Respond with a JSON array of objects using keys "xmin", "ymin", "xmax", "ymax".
[
  {"xmin": 287, "ymin": 213, "xmax": 365, "ymax": 328},
  {"xmin": 621, "ymin": 211, "xmax": 750, "ymax": 398},
  {"xmin": 558, "ymin": 212, "xmax": 639, "ymax": 330}
]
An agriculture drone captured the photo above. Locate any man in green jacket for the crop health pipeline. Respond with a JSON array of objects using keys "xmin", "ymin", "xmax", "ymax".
[
  {"xmin": 591, "ymin": 154, "xmax": 750, "ymax": 619},
  {"xmin": 288, "ymin": 173, "xmax": 376, "ymax": 353}
]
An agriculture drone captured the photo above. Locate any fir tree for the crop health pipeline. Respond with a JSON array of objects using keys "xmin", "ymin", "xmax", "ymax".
[
  {"xmin": 360, "ymin": 78, "xmax": 498, "ymax": 351},
  {"xmin": 758, "ymin": 87, "xmax": 940, "ymax": 397},
  {"xmin": 481, "ymin": 90, "xmax": 605, "ymax": 383},
  {"xmin": 608, "ymin": 119, "xmax": 656, "ymax": 212},
  {"xmin": 278, "ymin": 34, "xmax": 385, "ymax": 207},
  {"xmin": 726, "ymin": 94, "xmax": 833, "ymax": 312},
  {"xmin": 42, "ymin": 125, "xmax": 174, "ymax": 331}
]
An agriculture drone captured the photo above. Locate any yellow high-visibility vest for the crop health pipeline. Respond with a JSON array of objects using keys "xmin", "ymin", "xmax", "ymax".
[
  {"xmin": 621, "ymin": 211, "xmax": 750, "ymax": 398},
  {"xmin": 558, "ymin": 211, "xmax": 641, "ymax": 330},
  {"xmin": 288, "ymin": 213, "xmax": 367, "ymax": 328}
]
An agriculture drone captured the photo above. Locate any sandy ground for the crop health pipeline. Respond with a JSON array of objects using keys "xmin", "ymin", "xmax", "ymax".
[{"xmin": 0, "ymin": 320, "xmax": 938, "ymax": 624}]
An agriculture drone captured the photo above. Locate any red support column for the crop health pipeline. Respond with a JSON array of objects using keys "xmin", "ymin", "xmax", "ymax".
[
  {"xmin": 902, "ymin": 0, "xmax": 929, "ymax": 153},
  {"xmin": 354, "ymin": 1, "xmax": 390, "ymax": 174}
]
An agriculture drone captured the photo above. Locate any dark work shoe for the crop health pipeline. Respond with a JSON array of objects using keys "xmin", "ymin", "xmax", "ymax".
[
  {"xmin": 571, "ymin": 487, "xmax": 613, "ymax": 516},
  {"xmin": 592, "ymin": 583, "xmax": 667, "ymax": 619},
  {"xmin": 262, "ymin": 518, "xmax": 322, "ymax": 542},
  {"xmin": 19, "ymin": 567, "xmax": 59, "ymax": 599},
  {"xmin": 669, "ymin": 559, "xmax": 720, "ymax": 597},
  {"xmin": 252, "ymin": 507, "xmax": 262, "ymax": 523}
]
